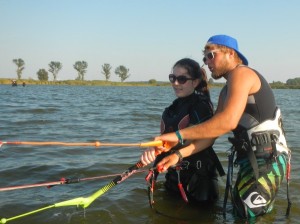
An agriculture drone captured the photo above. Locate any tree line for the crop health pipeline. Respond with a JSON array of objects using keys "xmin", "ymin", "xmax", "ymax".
[{"xmin": 12, "ymin": 58, "xmax": 130, "ymax": 82}]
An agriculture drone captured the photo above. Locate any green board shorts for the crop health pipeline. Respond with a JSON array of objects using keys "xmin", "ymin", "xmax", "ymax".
[{"xmin": 232, "ymin": 154, "xmax": 287, "ymax": 218}]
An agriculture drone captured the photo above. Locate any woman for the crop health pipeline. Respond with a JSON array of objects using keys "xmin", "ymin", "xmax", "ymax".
[{"xmin": 141, "ymin": 58, "xmax": 224, "ymax": 204}]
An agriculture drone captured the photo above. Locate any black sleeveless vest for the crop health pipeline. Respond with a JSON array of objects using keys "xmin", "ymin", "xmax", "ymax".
[{"xmin": 156, "ymin": 93, "xmax": 217, "ymax": 168}]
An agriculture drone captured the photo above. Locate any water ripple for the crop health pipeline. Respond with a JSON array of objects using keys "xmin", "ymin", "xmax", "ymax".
[{"xmin": 0, "ymin": 85, "xmax": 299, "ymax": 224}]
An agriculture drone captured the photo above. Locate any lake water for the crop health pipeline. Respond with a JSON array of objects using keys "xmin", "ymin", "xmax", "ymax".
[{"xmin": 0, "ymin": 85, "xmax": 299, "ymax": 224}]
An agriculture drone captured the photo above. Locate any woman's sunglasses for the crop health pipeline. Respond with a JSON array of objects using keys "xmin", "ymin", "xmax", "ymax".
[
  {"xmin": 169, "ymin": 74, "xmax": 194, "ymax": 84},
  {"xmin": 203, "ymin": 50, "xmax": 220, "ymax": 64}
]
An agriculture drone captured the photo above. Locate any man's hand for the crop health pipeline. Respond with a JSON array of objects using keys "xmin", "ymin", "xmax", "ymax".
[{"xmin": 154, "ymin": 132, "xmax": 179, "ymax": 148}]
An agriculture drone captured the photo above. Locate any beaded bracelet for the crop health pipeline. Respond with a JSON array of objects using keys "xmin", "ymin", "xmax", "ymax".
[{"xmin": 175, "ymin": 130, "xmax": 184, "ymax": 145}]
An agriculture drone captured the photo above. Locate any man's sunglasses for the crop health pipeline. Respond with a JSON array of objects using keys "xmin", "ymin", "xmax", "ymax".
[
  {"xmin": 169, "ymin": 74, "xmax": 194, "ymax": 84},
  {"xmin": 203, "ymin": 50, "xmax": 220, "ymax": 64}
]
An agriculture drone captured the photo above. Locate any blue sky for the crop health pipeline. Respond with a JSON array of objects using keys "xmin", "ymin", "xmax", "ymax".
[{"xmin": 0, "ymin": 0, "xmax": 299, "ymax": 82}]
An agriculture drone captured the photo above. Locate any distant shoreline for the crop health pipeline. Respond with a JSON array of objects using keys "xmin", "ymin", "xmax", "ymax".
[{"xmin": 1, "ymin": 78, "xmax": 299, "ymax": 89}]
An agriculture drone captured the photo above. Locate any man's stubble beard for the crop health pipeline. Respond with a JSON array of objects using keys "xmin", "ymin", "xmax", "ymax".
[{"xmin": 211, "ymin": 60, "xmax": 229, "ymax": 80}]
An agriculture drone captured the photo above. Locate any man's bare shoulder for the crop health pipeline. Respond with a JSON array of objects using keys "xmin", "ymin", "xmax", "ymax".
[{"xmin": 228, "ymin": 66, "xmax": 260, "ymax": 94}]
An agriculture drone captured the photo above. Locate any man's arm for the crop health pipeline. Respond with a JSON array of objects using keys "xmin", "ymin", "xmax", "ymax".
[
  {"xmin": 155, "ymin": 67, "xmax": 260, "ymax": 146},
  {"xmin": 181, "ymin": 67, "xmax": 258, "ymax": 138}
]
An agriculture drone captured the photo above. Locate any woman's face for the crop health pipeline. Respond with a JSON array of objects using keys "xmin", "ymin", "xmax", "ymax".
[{"xmin": 170, "ymin": 66, "xmax": 199, "ymax": 98}]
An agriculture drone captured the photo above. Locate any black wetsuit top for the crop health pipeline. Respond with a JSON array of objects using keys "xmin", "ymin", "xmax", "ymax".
[
  {"xmin": 157, "ymin": 92, "xmax": 214, "ymax": 167},
  {"xmin": 154, "ymin": 92, "xmax": 223, "ymax": 202}
]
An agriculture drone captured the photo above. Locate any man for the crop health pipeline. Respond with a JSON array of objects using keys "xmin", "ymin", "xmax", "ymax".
[{"xmin": 141, "ymin": 34, "xmax": 291, "ymax": 218}]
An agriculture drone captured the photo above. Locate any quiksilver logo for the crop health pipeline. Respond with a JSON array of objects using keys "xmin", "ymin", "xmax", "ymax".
[{"xmin": 244, "ymin": 192, "xmax": 267, "ymax": 208}]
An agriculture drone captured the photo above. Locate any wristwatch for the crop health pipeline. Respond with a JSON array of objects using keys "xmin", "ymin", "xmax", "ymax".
[{"xmin": 174, "ymin": 150, "xmax": 183, "ymax": 163}]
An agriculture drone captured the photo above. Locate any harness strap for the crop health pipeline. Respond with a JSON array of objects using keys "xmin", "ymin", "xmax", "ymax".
[
  {"xmin": 246, "ymin": 143, "xmax": 259, "ymax": 180},
  {"xmin": 223, "ymin": 146, "xmax": 237, "ymax": 216},
  {"xmin": 145, "ymin": 168, "xmax": 159, "ymax": 208},
  {"xmin": 285, "ymin": 152, "xmax": 292, "ymax": 217},
  {"xmin": 145, "ymin": 169, "xmax": 155, "ymax": 208},
  {"xmin": 209, "ymin": 148, "xmax": 225, "ymax": 177},
  {"xmin": 175, "ymin": 165, "xmax": 189, "ymax": 203},
  {"xmin": 223, "ymin": 148, "xmax": 232, "ymax": 216}
]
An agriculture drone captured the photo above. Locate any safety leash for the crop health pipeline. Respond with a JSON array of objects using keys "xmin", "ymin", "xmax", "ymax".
[
  {"xmin": 145, "ymin": 163, "xmax": 189, "ymax": 208},
  {"xmin": 175, "ymin": 165, "xmax": 188, "ymax": 203}
]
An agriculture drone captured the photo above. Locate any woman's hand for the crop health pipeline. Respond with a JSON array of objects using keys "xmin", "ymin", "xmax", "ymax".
[
  {"xmin": 156, "ymin": 153, "xmax": 179, "ymax": 172},
  {"xmin": 140, "ymin": 132, "xmax": 181, "ymax": 167},
  {"xmin": 140, "ymin": 147, "xmax": 157, "ymax": 166}
]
